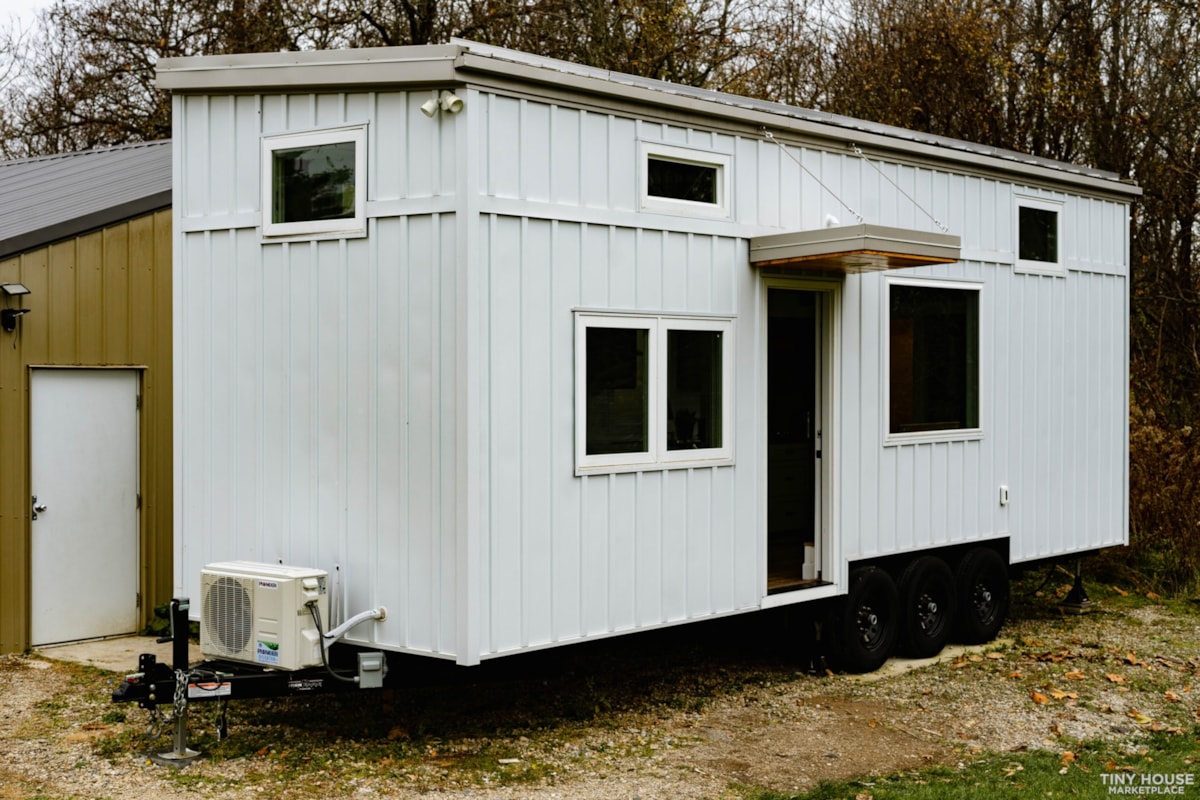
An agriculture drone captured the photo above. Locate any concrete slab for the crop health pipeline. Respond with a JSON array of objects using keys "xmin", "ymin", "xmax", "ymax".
[{"xmin": 36, "ymin": 636, "xmax": 202, "ymax": 674}]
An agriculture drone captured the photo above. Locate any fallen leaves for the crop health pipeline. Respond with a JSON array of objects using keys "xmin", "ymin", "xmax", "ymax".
[
  {"xmin": 1064, "ymin": 670, "xmax": 1086, "ymax": 680},
  {"xmin": 1126, "ymin": 709, "xmax": 1153, "ymax": 725},
  {"xmin": 1030, "ymin": 690, "xmax": 1049, "ymax": 705},
  {"xmin": 1104, "ymin": 673, "xmax": 1127, "ymax": 684}
]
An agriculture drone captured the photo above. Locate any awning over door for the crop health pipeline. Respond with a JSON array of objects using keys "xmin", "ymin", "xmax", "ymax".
[{"xmin": 750, "ymin": 223, "xmax": 961, "ymax": 274}]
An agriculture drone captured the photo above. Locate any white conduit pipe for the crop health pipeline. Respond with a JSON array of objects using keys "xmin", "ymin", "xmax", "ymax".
[{"xmin": 322, "ymin": 607, "xmax": 387, "ymax": 643}]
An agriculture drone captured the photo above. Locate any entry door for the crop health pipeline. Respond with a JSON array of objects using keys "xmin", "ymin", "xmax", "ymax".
[
  {"xmin": 767, "ymin": 289, "xmax": 823, "ymax": 593},
  {"xmin": 31, "ymin": 369, "xmax": 140, "ymax": 646}
]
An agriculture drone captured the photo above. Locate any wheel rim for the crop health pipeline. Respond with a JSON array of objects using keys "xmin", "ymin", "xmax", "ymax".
[
  {"xmin": 915, "ymin": 590, "xmax": 946, "ymax": 637},
  {"xmin": 856, "ymin": 603, "xmax": 887, "ymax": 650},
  {"xmin": 970, "ymin": 581, "xmax": 998, "ymax": 626}
]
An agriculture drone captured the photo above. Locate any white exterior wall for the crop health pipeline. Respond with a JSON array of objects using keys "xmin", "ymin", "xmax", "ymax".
[
  {"xmin": 174, "ymin": 90, "xmax": 465, "ymax": 658},
  {"xmin": 173, "ymin": 77, "xmax": 1130, "ymax": 664}
]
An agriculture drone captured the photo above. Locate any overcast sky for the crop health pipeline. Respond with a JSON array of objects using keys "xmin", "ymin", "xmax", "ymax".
[{"xmin": 0, "ymin": 0, "xmax": 49, "ymax": 30}]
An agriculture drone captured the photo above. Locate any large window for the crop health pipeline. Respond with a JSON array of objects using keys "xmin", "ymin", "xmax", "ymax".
[
  {"xmin": 261, "ymin": 125, "xmax": 367, "ymax": 239},
  {"xmin": 888, "ymin": 281, "xmax": 980, "ymax": 438},
  {"xmin": 1015, "ymin": 196, "xmax": 1063, "ymax": 274},
  {"xmin": 576, "ymin": 313, "xmax": 733, "ymax": 472}
]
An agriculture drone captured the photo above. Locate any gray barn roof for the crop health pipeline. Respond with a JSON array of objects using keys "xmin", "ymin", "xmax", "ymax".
[{"xmin": 0, "ymin": 140, "xmax": 171, "ymax": 260}]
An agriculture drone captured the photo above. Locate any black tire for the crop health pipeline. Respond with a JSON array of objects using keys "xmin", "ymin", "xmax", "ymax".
[
  {"xmin": 897, "ymin": 555, "xmax": 958, "ymax": 657},
  {"xmin": 955, "ymin": 547, "xmax": 1010, "ymax": 644},
  {"xmin": 829, "ymin": 566, "xmax": 899, "ymax": 673}
]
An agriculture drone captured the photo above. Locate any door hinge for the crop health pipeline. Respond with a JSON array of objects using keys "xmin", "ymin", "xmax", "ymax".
[
  {"xmin": 136, "ymin": 592, "xmax": 142, "ymax": 608},
  {"xmin": 136, "ymin": 493, "xmax": 142, "ymax": 510},
  {"xmin": 136, "ymin": 393, "xmax": 142, "ymax": 410}
]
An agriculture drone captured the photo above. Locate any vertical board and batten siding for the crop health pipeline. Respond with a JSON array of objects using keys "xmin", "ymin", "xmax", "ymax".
[
  {"xmin": 174, "ymin": 90, "xmax": 463, "ymax": 658},
  {"xmin": 835, "ymin": 186, "xmax": 1128, "ymax": 564},
  {"xmin": 0, "ymin": 210, "xmax": 173, "ymax": 654},
  {"xmin": 173, "ymin": 74, "xmax": 1128, "ymax": 664},
  {"xmin": 470, "ymin": 94, "xmax": 1127, "ymax": 657},
  {"xmin": 473, "ymin": 95, "xmax": 760, "ymax": 656}
]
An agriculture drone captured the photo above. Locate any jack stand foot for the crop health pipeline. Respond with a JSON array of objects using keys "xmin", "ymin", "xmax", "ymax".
[
  {"xmin": 1060, "ymin": 563, "xmax": 1094, "ymax": 615},
  {"xmin": 151, "ymin": 690, "xmax": 202, "ymax": 766},
  {"xmin": 150, "ymin": 748, "xmax": 202, "ymax": 767}
]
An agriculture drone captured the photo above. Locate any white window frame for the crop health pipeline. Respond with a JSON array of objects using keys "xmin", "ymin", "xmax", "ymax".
[
  {"xmin": 639, "ymin": 142, "xmax": 732, "ymax": 219},
  {"xmin": 1014, "ymin": 195, "xmax": 1064, "ymax": 275},
  {"xmin": 575, "ymin": 312, "xmax": 734, "ymax": 474},
  {"xmin": 261, "ymin": 124, "xmax": 367, "ymax": 240},
  {"xmin": 883, "ymin": 277, "xmax": 983, "ymax": 446}
]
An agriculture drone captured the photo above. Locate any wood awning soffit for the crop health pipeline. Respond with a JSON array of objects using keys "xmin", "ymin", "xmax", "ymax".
[{"xmin": 750, "ymin": 223, "xmax": 961, "ymax": 274}]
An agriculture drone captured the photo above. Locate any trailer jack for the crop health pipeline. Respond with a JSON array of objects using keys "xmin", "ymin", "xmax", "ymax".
[{"xmin": 112, "ymin": 597, "xmax": 388, "ymax": 766}]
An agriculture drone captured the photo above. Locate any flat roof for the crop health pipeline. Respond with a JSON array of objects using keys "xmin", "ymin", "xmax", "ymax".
[
  {"xmin": 156, "ymin": 41, "xmax": 1140, "ymax": 200},
  {"xmin": 0, "ymin": 141, "xmax": 172, "ymax": 260}
]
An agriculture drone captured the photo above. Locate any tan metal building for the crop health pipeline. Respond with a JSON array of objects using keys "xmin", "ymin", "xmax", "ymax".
[{"xmin": 0, "ymin": 141, "xmax": 172, "ymax": 653}]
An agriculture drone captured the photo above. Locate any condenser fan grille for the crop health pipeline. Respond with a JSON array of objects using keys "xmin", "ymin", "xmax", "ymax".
[{"xmin": 203, "ymin": 575, "xmax": 253, "ymax": 655}]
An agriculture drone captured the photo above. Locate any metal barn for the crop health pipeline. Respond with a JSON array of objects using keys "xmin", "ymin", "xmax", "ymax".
[
  {"xmin": 157, "ymin": 42, "xmax": 1136, "ymax": 672},
  {"xmin": 0, "ymin": 142, "xmax": 174, "ymax": 654}
]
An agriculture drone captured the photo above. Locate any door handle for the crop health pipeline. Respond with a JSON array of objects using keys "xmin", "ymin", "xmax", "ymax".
[{"xmin": 32, "ymin": 495, "xmax": 47, "ymax": 520}]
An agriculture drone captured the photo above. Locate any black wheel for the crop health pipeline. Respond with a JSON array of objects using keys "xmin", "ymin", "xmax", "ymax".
[
  {"xmin": 829, "ymin": 566, "xmax": 899, "ymax": 673},
  {"xmin": 897, "ymin": 556, "xmax": 957, "ymax": 657},
  {"xmin": 955, "ymin": 547, "xmax": 1010, "ymax": 644}
]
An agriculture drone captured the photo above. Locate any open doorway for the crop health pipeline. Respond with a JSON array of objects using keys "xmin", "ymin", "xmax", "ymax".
[{"xmin": 767, "ymin": 289, "xmax": 825, "ymax": 593}]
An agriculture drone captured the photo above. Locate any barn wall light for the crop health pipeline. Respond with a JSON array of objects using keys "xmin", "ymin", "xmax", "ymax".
[{"xmin": 1, "ymin": 282, "xmax": 31, "ymax": 333}]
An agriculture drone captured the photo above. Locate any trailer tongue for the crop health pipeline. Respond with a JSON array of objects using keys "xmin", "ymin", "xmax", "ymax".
[{"xmin": 113, "ymin": 596, "xmax": 388, "ymax": 763}]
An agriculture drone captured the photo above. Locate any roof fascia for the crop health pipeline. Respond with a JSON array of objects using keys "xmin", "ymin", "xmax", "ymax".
[
  {"xmin": 155, "ymin": 44, "xmax": 1139, "ymax": 200},
  {"xmin": 453, "ymin": 52, "xmax": 1140, "ymax": 200},
  {"xmin": 155, "ymin": 45, "xmax": 463, "ymax": 92}
]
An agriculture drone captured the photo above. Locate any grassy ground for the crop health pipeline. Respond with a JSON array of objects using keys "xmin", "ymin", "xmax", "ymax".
[{"xmin": 748, "ymin": 726, "xmax": 1200, "ymax": 800}]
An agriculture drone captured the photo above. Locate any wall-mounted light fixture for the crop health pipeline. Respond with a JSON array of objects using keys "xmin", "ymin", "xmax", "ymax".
[
  {"xmin": 420, "ymin": 90, "xmax": 465, "ymax": 118},
  {"xmin": 1, "ymin": 282, "xmax": 31, "ymax": 333}
]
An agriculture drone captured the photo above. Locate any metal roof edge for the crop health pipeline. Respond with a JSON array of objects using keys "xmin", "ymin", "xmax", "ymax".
[
  {"xmin": 153, "ymin": 41, "xmax": 1139, "ymax": 198},
  {"xmin": 451, "ymin": 43, "xmax": 1140, "ymax": 199},
  {"xmin": 155, "ymin": 45, "xmax": 464, "ymax": 91},
  {"xmin": 0, "ymin": 190, "xmax": 171, "ymax": 261}
]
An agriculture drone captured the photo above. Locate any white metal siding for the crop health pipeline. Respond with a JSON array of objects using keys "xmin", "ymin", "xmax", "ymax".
[
  {"xmin": 175, "ymin": 79, "xmax": 1130, "ymax": 665},
  {"xmin": 174, "ymin": 88, "xmax": 465, "ymax": 658},
  {"xmin": 475, "ymin": 213, "xmax": 756, "ymax": 656}
]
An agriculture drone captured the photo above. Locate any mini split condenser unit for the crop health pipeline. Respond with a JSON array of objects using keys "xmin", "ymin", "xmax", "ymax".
[{"xmin": 200, "ymin": 561, "xmax": 328, "ymax": 671}]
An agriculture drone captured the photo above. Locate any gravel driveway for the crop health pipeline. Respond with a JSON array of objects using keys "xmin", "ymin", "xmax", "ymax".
[{"xmin": 2, "ymin": 579, "xmax": 1198, "ymax": 799}]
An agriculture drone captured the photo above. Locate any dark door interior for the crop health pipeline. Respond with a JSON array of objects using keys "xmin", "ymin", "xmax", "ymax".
[{"xmin": 767, "ymin": 289, "xmax": 819, "ymax": 593}]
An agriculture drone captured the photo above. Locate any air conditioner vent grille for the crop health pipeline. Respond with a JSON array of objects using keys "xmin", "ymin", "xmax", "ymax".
[{"xmin": 204, "ymin": 575, "xmax": 253, "ymax": 656}]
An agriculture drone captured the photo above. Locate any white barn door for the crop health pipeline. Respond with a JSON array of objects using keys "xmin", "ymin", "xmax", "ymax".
[{"xmin": 31, "ymin": 369, "xmax": 140, "ymax": 646}]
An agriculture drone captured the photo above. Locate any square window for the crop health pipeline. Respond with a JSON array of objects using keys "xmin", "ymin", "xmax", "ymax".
[
  {"xmin": 1015, "ymin": 196, "xmax": 1063, "ymax": 274},
  {"xmin": 272, "ymin": 141, "xmax": 357, "ymax": 224},
  {"xmin": 576, "ymin": 313, "xmax": 733, "ymax": 472},
  {"xmin": 262, "ymin": 125, "xmax": 367, "ymax": 239},
  {"xmin": 888, "ymin": 282, "xmax": 979, "ymax": 437}
]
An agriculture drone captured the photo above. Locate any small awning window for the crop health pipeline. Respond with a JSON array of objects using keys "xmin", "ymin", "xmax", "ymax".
[{"xmin": 750, "ymin": 224, "xmax": 961, "ymax": 274}]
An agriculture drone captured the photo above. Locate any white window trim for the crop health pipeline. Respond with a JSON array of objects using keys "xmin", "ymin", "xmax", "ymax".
[
  {"xmin": 639, "ymin": 141, "xmax": 732, "ymax": 219},
  {"xmin": 883, "ymin": 276, "xmax": 983, "ymax": 446},
  {"xmin": 261, "ymin": 124, "xmax": 368, "ymax": 240},
  {"xmin": 1014, "ymin": 194, "xmax": 1064, "ymax": 275},
  {"xmin": 575, "ymin": 312, "xmax": 734, "ymax": 474}
]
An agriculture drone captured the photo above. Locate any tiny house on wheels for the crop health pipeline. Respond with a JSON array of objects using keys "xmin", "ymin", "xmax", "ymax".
[{"xmin": 156, "ymin": 42, "xmax": 1136, "ymax": 677}]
